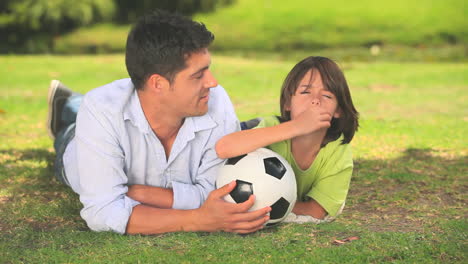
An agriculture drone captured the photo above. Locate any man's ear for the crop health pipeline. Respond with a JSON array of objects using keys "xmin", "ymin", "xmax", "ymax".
[{"xmin": 147, "ymin": 74, "xmax": 169, "ymax": 92}]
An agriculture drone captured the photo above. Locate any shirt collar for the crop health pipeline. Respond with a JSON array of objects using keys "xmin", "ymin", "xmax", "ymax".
[
  {"xmin": 123, "ymin": 89, "xmax": 151, "ymax": 134},
  {"xmin": 123, "ymin": 89, "xmax": 217, "ymax": 134}
]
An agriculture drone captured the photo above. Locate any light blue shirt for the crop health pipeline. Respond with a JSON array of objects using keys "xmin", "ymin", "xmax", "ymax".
[{"xmin": 63, "ymin": 78, "xmax": 239, "ymax": 234}]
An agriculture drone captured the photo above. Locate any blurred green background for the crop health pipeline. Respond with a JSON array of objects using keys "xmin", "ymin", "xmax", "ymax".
[{"xmin": 1, "ymin": 0, "xmax": 466, "ymax": 61}]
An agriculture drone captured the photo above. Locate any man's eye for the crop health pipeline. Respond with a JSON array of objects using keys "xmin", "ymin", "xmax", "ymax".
[{"xmin": 195, "ymin": 74, "xmax": 204, "ymax": 79}]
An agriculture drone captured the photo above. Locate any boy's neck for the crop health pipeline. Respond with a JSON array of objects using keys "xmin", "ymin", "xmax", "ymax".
[{"xmin": 291, "ymin": 130, "xmax": 326, "ymax": 170}]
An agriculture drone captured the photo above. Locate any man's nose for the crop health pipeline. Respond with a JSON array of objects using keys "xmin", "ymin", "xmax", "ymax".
[{"xmin": 205, "ymin": 70, "xmax": 218, "ymax": 88}]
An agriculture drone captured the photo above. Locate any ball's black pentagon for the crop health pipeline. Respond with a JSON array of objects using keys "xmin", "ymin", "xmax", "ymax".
[
  {"xmin": 263, "ymin": 157, "xmax": 286, "ymax": 180},
  {"xmin": 225, "ymin": 154, "xmax": 247, "ymax": 165},
  {"xmin": 230, "ymin": 180, "xmax": 253, "ymax": 203},
  {"xmin": 269, "ymin": 197, "xmax": 290, "ymax": 220}
]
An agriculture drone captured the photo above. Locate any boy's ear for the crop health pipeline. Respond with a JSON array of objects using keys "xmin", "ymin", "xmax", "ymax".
[
  {"xmin": 334, "ymin": 107, "xmax": 342, "ymax": 118},
  {"xmin": 284, "ymin": 102, "xmax": 291, "ymax": 111}
]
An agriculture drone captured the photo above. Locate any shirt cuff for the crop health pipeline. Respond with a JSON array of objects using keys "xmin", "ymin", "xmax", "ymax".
[
  {"xmin": 171, "ymin": 181, "xmax": 203, "ymax": 210},
  {"xmin": 82, "ymin": 196, "xmax": 141, "ymax": 234}
]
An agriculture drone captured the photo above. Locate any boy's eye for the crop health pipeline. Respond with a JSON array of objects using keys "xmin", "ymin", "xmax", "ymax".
[
  {"xmin": 300, "ymin": 90, "xmax": 310, "ymax": 94},
  {"xmin": 195, "ymin": 74, "xmax": 204, "ymax": 79},
  {"xmin": 323, "ymin": 94, "xmax": 333, "ymax": 99}
]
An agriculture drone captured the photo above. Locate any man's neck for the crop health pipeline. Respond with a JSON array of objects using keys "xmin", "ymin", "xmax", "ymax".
[{"xmin": 137, "ymin": 89, "xmax": 183, "ymax": 159}]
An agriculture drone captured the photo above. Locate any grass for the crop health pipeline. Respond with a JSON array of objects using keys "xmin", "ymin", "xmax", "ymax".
[
  {"xmin": 52, "ymin": 0, "xmax": 468, "ymax": 61},
  {"xmin": 0, "ymin": 54, "xmax": 467, "ymax": 263},
  {"xmin": 197, "ymin": 0, "xmax": 467, "ymax": 50}
]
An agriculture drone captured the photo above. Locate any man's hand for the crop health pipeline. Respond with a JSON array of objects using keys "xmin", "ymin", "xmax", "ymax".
[
  {"xmin": 193, "ymin": 181, "xmax": 271, "ymax": 234},
  {"xmin": 291, "ymin": 103, "xmax": 332, "ymax": 136}
]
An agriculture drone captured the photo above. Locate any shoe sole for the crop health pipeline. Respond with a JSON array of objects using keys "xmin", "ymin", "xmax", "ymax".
[{"xmin": 47, "ymin": 80, "xmax": 60, "ymax": 140}]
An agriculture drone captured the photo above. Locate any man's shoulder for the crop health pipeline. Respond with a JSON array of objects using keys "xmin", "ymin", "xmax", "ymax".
[
  {"xmin": 206, "ymin": 85, "xmax": 234, "ymax": 119},
  {"xmin": 83, "ymin": 78, "xmax": 134, "ymax": 113}
]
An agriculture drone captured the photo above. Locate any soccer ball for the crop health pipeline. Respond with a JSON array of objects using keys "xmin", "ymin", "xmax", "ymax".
[{"xmin": 216, "ymin": 148, "xmax": 297, "ymax": 226}]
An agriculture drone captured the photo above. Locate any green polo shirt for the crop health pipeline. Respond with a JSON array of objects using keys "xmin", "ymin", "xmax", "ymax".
[{"xmin": 256, "ymin": 116, "xmax": 353, "ymax": 216}]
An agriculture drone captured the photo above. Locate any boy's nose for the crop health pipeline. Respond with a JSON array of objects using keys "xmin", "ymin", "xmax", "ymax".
[{"xmin": 311, "ymin": 98, "xmax": 321, "ymax": 106}]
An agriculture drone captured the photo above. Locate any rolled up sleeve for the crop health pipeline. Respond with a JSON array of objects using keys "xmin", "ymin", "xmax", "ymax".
[
  {"xmin": 172, "ymin": 86, "xmax": 240, "ymax": 210},
  {"xmin": 171, "ymin": 147, "xmax": 221, "ymax": 209},
  {"xmin": 75, "ymin": 97, "xmax": 139, "ymax": 234}
]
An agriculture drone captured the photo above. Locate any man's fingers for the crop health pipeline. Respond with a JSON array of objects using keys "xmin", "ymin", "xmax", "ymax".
[
  {"xmin": 231, "ymin": 194, "xmax": 256, "ymax": 213},
  {"xmin": 211, "ymin": 181, "xmax": 236, "ymax": 199},
  {"xmin": 233, "ymin": 205, "xmax": 271, "ymax": 221},
  {"xmin": 231, "ymin": 215, "xmax": 270, "ymax": 233}
]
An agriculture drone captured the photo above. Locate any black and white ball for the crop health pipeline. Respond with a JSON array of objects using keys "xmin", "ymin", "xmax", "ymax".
[{"xmin": 216, "ymin": 148, "xmax": 297, "ymax": 226}]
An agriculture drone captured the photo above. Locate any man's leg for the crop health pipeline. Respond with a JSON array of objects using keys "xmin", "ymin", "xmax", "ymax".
[{"xmin": 47, "ymin": 80, "xmax": 82, "ymax": 185}]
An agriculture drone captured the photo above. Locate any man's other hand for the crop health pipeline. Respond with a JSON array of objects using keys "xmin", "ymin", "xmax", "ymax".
[{"xmin": 193, "ymin": 181, "xmax": 271, "ymax": 234}]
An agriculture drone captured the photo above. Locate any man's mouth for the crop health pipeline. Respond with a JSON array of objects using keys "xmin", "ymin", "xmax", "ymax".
[{"xmin": 200, "ymin": 93, "xmax": 209, "ymax": 101}]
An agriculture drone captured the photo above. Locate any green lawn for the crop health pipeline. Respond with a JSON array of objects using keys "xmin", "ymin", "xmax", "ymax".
[
  {"xmin": 197, "ymin": 0, "xmax": 467, "ymax": 50},
  {"xmin": 0, "ymin": 54, "xmax": 467, "ymax": 263},
  {"xmin": 54, "ymin": 0, "xmax": 467, "ymax": 61}
]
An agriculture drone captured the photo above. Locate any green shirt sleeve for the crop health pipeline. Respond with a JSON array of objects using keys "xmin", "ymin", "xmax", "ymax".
[{"xmin": 306, "ymin": 142, "xmax": 353, "ymax": 217}]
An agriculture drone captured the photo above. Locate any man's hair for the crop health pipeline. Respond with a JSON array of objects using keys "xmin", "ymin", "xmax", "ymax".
[
  {"xmin": 125, "ymin": 10, "xmax": 214, "ymax": 90},
  {"xmin": 279, "ymin": 56, "xmax": 359, "ymax": 145}
]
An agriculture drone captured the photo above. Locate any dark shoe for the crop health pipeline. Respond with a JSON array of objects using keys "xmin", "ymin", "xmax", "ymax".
[
  {"xmin": 240, "ymin": 118, "xmax": 262, "ymax": 130},
  {"xmin": 47, "ymin": 80, "xmax": 73, "ymax": 139}
]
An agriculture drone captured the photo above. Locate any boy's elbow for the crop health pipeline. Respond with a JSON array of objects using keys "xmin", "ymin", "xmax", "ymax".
[{"xmin": 215, "ymin": 141, "xmax": 229, "ymax": 159}]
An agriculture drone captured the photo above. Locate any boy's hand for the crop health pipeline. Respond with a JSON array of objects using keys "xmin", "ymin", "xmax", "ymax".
[{"xmin": 292, "ymin": 103, "xmax": 332, "ymax": 136}]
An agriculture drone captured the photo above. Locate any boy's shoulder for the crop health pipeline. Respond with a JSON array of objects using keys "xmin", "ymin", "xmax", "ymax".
[{"xmin": 256, "ymin": 116, "xmax": 281, "ymax": 128}]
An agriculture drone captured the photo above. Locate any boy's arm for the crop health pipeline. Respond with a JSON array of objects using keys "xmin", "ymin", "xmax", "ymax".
[
  {"xmin": 215, "ymin": 121, "xmax": 301, "ymax": 159},
  {"xmin": 292, "ymin": 199, "xmax": 327, "ymax": 219},
  {"xmin": 216, "ymin": 104, "xmax": 332, "ymax": 159}
]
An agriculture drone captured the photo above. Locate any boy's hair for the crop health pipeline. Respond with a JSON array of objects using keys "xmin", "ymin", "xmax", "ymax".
[
  {"xmin": 279, "ymin": 56, "xmax": 359, "ymax": 145},
  {"xmin": 125, "ymin": 10, "xmax": 214, "ymax": 90}
]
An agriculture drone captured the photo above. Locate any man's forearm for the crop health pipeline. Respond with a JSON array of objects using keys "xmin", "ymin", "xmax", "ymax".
[
  {"xmin": 126, "ymin": 204, "xmax": 199, "ymax": 234},
  {"xmin": 127, "ymin": 185, "xmax": 173, "ymax": 209}
]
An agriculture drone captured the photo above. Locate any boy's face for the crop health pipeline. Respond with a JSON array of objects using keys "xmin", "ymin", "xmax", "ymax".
[
  {"xmin": 287, "ymin": 69, "xmax": 340, "ymax": 121},
  {"xmin": 164, "ymin": 48, "xmax": 218, "ymax": 118}
]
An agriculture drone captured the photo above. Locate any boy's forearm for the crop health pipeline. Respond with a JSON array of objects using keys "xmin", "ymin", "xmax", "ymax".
[
  {"xmin": 216, "ymin": 121, "xmax": 300, "ymax": 158},
  {"xmin": 292, "ymin": 200, "xmax": 327, "ymax": 219}
]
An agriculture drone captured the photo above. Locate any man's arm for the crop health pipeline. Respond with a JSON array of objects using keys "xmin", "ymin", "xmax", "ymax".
[
  {"xmin": 126, "ymin": 181, "xmax": 271, "ymax": 234},
  {"xmin": 127, "ymin": 185, "xmax": 173, "ymax": 209}
]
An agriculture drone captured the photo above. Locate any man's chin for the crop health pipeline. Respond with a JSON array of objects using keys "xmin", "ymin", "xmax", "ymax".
[{"xmin": 190, "ymin": 107, "xmax": 209, "ymax": 117}]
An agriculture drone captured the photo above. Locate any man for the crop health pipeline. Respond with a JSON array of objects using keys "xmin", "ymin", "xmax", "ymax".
[{"xmin": 48, "ymin": 10, "xmax": 270, "ymax": 235}]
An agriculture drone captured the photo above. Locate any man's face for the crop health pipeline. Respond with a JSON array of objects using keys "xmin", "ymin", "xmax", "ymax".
[{"xmin": 166, "ymin": 48, "xmax": 218, "ymax": 118}]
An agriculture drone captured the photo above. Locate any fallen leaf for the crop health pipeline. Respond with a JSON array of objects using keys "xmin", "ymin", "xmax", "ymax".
[{"xmin": 332, "ymin": 236, "xmax": 360, "ymax": 246}]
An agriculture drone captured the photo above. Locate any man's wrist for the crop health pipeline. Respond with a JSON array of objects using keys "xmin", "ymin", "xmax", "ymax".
[{"xmin": 184, "ymin": 208, "xmax": 203, "ymax": 232}]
